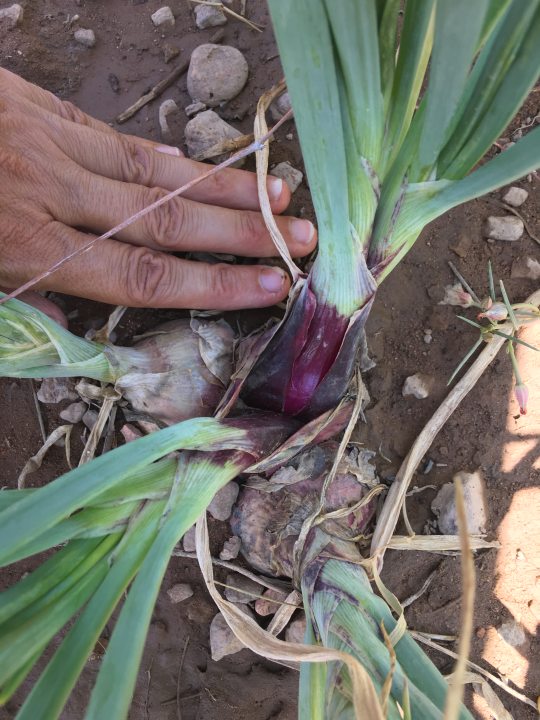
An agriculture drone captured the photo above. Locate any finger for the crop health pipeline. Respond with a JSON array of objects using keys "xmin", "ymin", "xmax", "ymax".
[
  {"xmin": 64, "ymin": 171, "xmax": 316, "ymax": 258},
  {"xmin": 0, "ymin": 287, "xmax": 68, "ymax": 328},
  {"xmin": 21, "ymin": 222, "xmax": 292, "ymax": 310},
  {"xmin": 47, "ymin": 112, "xmax": 291, "ymax": 213}
]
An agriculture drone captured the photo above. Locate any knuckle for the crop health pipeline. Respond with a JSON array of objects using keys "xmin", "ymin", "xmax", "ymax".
[
  {"xmin": 237, "ymin": 210, "xmax": 265, "ymax": 245},
  {"xmin": 123, "ymin": 248, "xmax": 173, "ymax": 306},
  {"xmin": 119, "ymin": 139, "xmax": 156, "ymax": 186},
  {"xmin": 58, "ymin": 100, "xmax": 90, "ymax": 126},
  {"xmin": 146, "ymin": 193, "xmax": 189, "ymax": 250},
  {"xmin": 212, "ymin": 263, "xmax": 240, "ymax": 300}
]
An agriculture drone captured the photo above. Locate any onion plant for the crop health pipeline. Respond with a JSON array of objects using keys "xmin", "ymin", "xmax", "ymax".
[{"xmin": 1, "ymin": 0, "xmax": 540, "ymax": 718}]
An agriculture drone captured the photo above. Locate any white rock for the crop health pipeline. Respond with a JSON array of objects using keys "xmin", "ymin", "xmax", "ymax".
[
  {"xmin": 484, "ymin": 215, "xmax": 524, "ymax": 242},
  {"xmin": 271, "ymin": 161, "xmax": 303, "ymax": 193},
  {"xmin": 270, "ymin": 92, "xmax": 292, "ymax": 122},
  {"xmin": 158, "ymin": 98, "xmax": 179, "ymax": 143},
  {"xmin": 37, "ymin": 378, "xmax": 78, "ymax": 404},
  {"xmin": 431, "ymin": 470, "xmax": 487, "ymax": 535},
  {"xmin": 183, "ymin": 524, "xmax": 196, "ymax": 552},
  {"xmin": 187, "ymin": 44, "xmax": 248, "ymax": 107},
  {"xmin": 255, "ymin": 588, "xmax": 289, "ymax": 617},
  {"xmin": 502, "ymin": 186, "xmax": 528, "ymax": 207},
  {"xmin": 195, "ymin": 4, "xmax": 227, "ymax": 29},
  {"xmin": 285, "ymin": 615, "xmax": 307, "ymax": 644},
  {"xmin": 74, "ymin": 28, "xmax": 96, "ymax": 48},
  {"xmin": 167, "ymin": 582, "xmax": 194, "ymax": 604},
  {"xmin": 208, "ymin": 482, "xmax": 239, "ymax": 521},
  {"xmin": 185, "ymin": 110, "xmax": 244, "ymax": 166},
  {"xmin": 210, "ymin": 605, "xmax": 253, "ymax": 661},
  {"xmin": 402, "ymin": 373, "xmax": 434, "ymax": 400},
  {"xmin": 497, "ymin": 620, "xmax": 526, "ymax": 648},
  {"xmin": 511, "ymin": 256, "xmax": 540, "ymax": 281},
  {"xmin": 0, "ymin": 3, "xmax": 23, "ymax": 28},
  {"xmin": 185, "ymin": 101, "xmax": 206, "ymax": 117},
  {"xmin": 224, "ymin": 573, "xmax": 260, "ymax": 603},
  {"xmin": 151, "ymin": 6, "xmax": 175, "ymax": 27},
  {"xmin": 60, "ymin": 401, "xmax": 87, "ymax": 424},
  {"xmin": 220, "ymin": 535, "xmax": 241, "ymax": 561}
]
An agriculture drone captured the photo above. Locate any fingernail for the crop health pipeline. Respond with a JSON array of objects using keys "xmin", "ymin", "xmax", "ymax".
[
  {"xmin": 291, "ymin": 218, "xmax": 315, "ymax": 245},
  {"xmin": 259, "ymin": 267, "xmax": 287, "ymax": 293},
  {"xmin": 155, "ymin": 144, "xmax": 181, "ymax": 157},
  {"xmin": 267, "ymin": 176, "xmax": 283, "ymax": 203}
]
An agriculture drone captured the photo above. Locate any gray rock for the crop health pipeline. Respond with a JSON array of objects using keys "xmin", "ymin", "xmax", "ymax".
[
  {"xmin": 0, "ymin": 3, "xmax": 23, "ymax": 28},
  {"xmin": 59, "ymin": 401, "xmax": 87, "ymax": 424},
  {"xmin": 497, "ymin": 620, "xmax": 526, "ymax": 648},
  {"xmin": 219, "ymin": 535, "xmax": 241, "ymax": 561},
  {"xmin": 82, "ymin": 408, "xmax": 99, "ymax": 431},
  {"xmin": 285, "ymin": 615, "xmax": 307, "ymax": 644},
  {"xmin": 208, "ymin": 482, "xmax": 239, "ymax": 521},
  {"xmin": 120, "ymin": 423, "xmax": 143, "ymax": 443},
  {"xmin": 37, "ymin": 378, "xmax": 78, "ymax": 404},
  {"xmin": 224, "ymin": 573, "xmax": 260, "ymax": 604},
  {"xmin": 74, "ymin": 28, "xmax": 96, "ymax": 47},
  {"xmin": 484, "ymin": 215, "xmax": 524, "ymax": 242},
  {"xmin": 402, "ymin": 373, "xmax": 434, "ymax": 400},
  {"xmin": 185, "ymin": 101, "xmax": 206, "ymax": 117},
  {"xmin": 167, "ymin": 582, "xmax": 193, "ymax": 604},
  {"xmin": 195, "ymin": 4, "xmax": 227, "ymax": 29},
  {"xmin": 158, "ymin": 98, "xmax": 179, "ymax": 143},
  {"xmin": 511, "ymin": 256, "xmax": 540, "ymax": 281},
  {"xmin": 270, "ymin": 91, "xmax": 292, "ymax": 122},
  {"xmin": 187, "ymin": 44, "xmax": 248, "ymax": 107},
  {"xmin": 185, "ymin": 110, "xmax": 244, "ymax": 166},
  {"xmin": 255, "ymin": 588, "xmax": 289, "ymax": 617},
  {"xmin": 183, "ymin": 524, "xmax": 196, "ymax": 552},
  {"xmin": 270, "ymin": 161, "xmax": 303, "ymax": 193},
  {"xmin": 431, "ymin": 470, "xmax": 487, "ymax": 535},
  {"xmin": 210, "ymin": 605, "xmax": 253, "ymax": 661},
  {"xmin": 502, "ymin": 186, "xmax": 528, "ymax": 207},
  {"xmin": 151, "ymin": 6, "xmax": 174, "ymax": 26}
]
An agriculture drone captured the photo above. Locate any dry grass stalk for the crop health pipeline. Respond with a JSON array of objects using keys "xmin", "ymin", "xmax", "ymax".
[
  {"xmin": 17, "ymin": 424, "xmax": 72, "ymax": 488},
  {"xmin": 386, "ymin": 535, "xmax": 499, "ymax": 552}
]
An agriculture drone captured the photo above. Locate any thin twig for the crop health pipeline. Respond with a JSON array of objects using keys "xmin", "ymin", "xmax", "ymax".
[
  {"xmin": 176, "ymin": 636, "xmax": 190, "ymax": 720},
  {"xmin": 447, "ymin": 261, "xmax": 481, "ymax": 305},
  {"xmin": 145, "ymin": 656, "xmax": 154, "ymax": 720},
  {"xmin": 30, "ymin": 380, "xmax": 46, "ymax": 443},
  {"xmin": 401, "ymin": 567, "xmax": 438, "ymax": 609}
]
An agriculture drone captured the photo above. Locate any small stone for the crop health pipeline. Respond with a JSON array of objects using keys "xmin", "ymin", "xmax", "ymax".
[
  {"xmin": 82, "ymin": 408, "xmax": 99, "ymax": 431},
  {"xmin": 476, "ymin": 626, "xmax": 486, "ymax": 639},
  {"xmin": 402, "ymin": 373, "xmax": 434, "ymax": 400},
  {"xmin": 167, "ymin": 582, "xmax": 193, "ymax": 604},
  {"xmin": 431, "ymin": 469, "xmax": 487, "ymax": 535},
  {"xmin": 208, "ymin": 482, "xmax": 239, "ymax": 521},
  {"xmin": 151, "ymin": 6, "xmax": 175, "ymax": 27},
  {"xmin": 0, "ymin": 3, "xmax": 23, "ymax": 28},
  {"xmin": 183, "ymin": 525, "xmax": 196, "ymax": 552},
  {"xmin": 210, "ymin": 605, "xmax": 253, "ymax": 661},
  {"xmin": 270, "ymin": 91, "xmax": 292, "ymax": 122},
  {"xmin": 108, "ymin": 73, "xmax": 120, "ymax": 93},
  {"xmin": 255, "ymin": 588, "xmax": 289, "ymax": 617},
  {"xmin": 502, "ymin": 186, "xmax": 528, "ymax": 207},
  {"xmin": 74, "ymin": 28, "xmax": 96, "ymax": 48},
  {"xmin": 37, "ymin": 378, "xmax": 78, "ymax": 404},
  {"xmin": 195, "ymin": 4, "xmax": 227, "ymax": 29},
  {"xmin": 224, "ymin": 573, "xmax": 260, "ymax": 604},
  {"xmin": 285, "ymin": 132, "xmax": 294, "ymax": 141},
  {"xmin": 120, "ymin": 423, "xmax": 143, "ymax": 443},
  {"xmin": 271, "ymin": 161, "xmax": 303, "ymax": 193},
  {"xmin": 163, "ymin": 44, "xmax": 180, "ymax": 63},
  {"xmin": 423, "ymin": 334, "xmax": 432, "ymax": 344},
  {"xmin": 497, "ymin": 620, "xmax": 526, "ymax": 648},
  {"xmin": 185, "ymin": 101, "xmax": 206, "ymax": 117},
  {"xmin": 187, "ymin": 44, "xmax": 248, "ymax": 107},
  {"xmin": 185, "ymin": 110, "xmax": 244, "ymax": 166},
  {"xmin": 285, "ymin": 615, "xmax": 307, "ymax": 644},
  {"xmin": 449, "ymin": 232, "xmax": 472, "ymax": 259},
  {"xmin": 484, "ymin": 215, "xmax": 524, "ymax": 242},
  {"xmin": 511, "ymin": 256, "xmax": 540, "ymax": 281},
  {"xmin": 158, "ymin": 98, "xmax": 179, "ymax": 143},
  {"xmin": 59, "ymin": 401, "xmax": 87, "ymax": 424},
  {"xmin": 219, "ymin": 535, "xmax": 241, "ymax": 561}
]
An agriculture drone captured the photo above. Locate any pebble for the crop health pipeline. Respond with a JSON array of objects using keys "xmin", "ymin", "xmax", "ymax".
[
  {"xmin": 402, "ymin": 373, "xmax": 434, "ymax": 400},
  {"xmin": 167, "ymin": 582, "xmax": 194, "ymax": 604},
  {"xmin": 187, "ymin": 44, "xmax": 248, "ymax": 107},
  {"xmin": 158, "ymin": 98, "xmax": 179, "ymax": 143},
  {"xmin": 185, "ymin": 101, "xmax": 206, "ymax": 117},
  {"xmin": 74, "ymin": 28, "xmax": 96, "ymax": 47},
  {"xmin": 255, "ymin": 588, "xmax": 289, "ymax": 617},
  {"xmin": 484, "ymin": 215, "xmax": 524, "ymax": 242},
  {"xmin": 511, "ymin": 256, "xmax": 540, "ymax": 281},
  {"xmin": 59, "ymin": 401, "xmax": 87, "ymax": 424},
  {"xmin": 82, "ymin": 408, "xmax": 99, "ymax": 431},
  {"xmin": 431, "ymin": 469, "xmax": 487, "ymax": 535},
  {"xmin": 208, "ymin": 482, "xmax": 239, "ymax": 521},
  {"xmin": 120, "ymin": 423, "xmax": 143, "ymax": 443},
  {"xmin": 195, "ymin": 4, "xmax": 227, "ymax": 29},
  {"xmin": 270, "ymin": 161, "xmax": 303, "ymax": 193},
  {"xmin": 270, "ymin": 91, "xmax": 292, "ymax": 122},
  {"xmin": 219, "ymin": 535, "xmax": 241, "ymax": 561},
  {"xmin": 37, "ymin": 377, "xmax": 78, "ymax": 404},
  {"xmin": 151, "ymin": 6, "xmax": 175, "ymax": 27},
  {"xmin": 285, "ymin": 615, "xmax": 307, "ymax": 644},
  {"xmin": 210, "ymin": 605, "xmax": 253, "ymax": 661},
  {"xmin": 497, "ymin": 620, "xmax": 526, "ymax": 648},
  {"xmin": 502, "ymin": 186, "xmax": 528, "ymax": 207},
  {"xmin": 224, "ymin": 573, "xmax": 260, "ymax": 604},
  {"xmin": 162, "ymin": 44, "xmax": 180, "ymax": 63},
  {"xmin": 0, "ymin": 3, "xmax": 23, "ymax": 28},
  {"xmin": 423, "ymin": 328, "xmax": 433, "ymax": 345},
  {"xmin": 184, "ymin": 110, "xmax": 244, "ymax": 166},
  {"xmin": 183, "ymin": 524, "xmax": 196, "ymax": 552}
]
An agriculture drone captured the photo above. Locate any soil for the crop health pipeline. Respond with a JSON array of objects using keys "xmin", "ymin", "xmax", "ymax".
[{"xmin": 1, "ymin": 2, "xmax": 539, "ymax": 719}]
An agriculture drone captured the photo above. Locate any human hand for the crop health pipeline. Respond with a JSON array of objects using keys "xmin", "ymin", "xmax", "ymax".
[{"xmin": 0, "ymin": 69, "xmax": 316, "ymax": 319}]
